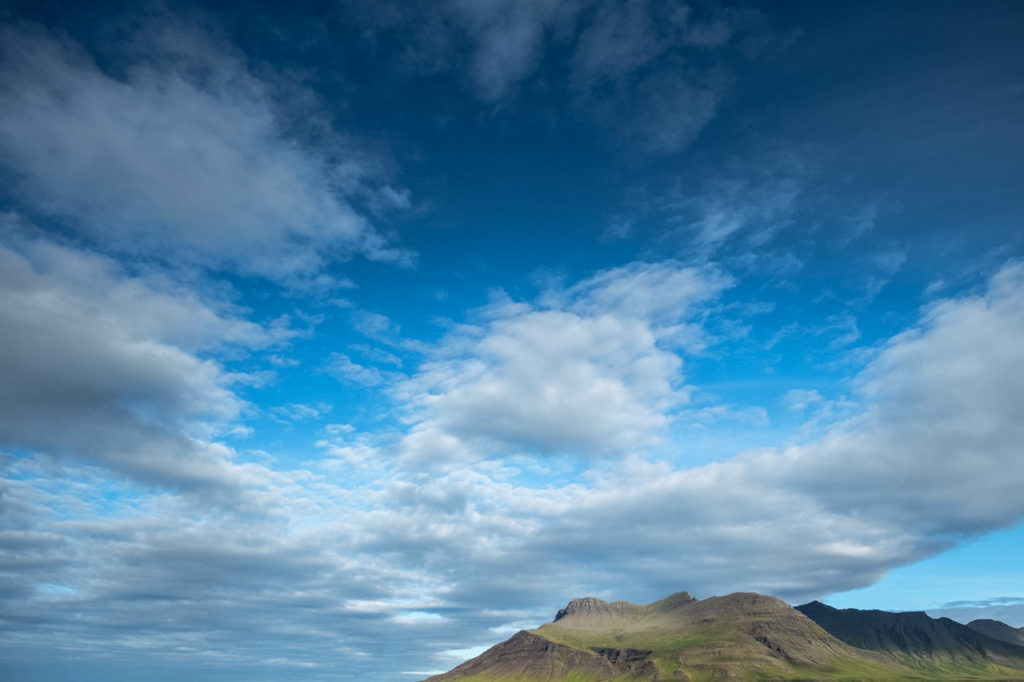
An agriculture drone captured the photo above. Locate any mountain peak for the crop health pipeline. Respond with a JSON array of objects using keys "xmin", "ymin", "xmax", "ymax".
[
  {"xmin": 554, "ymin": 591, "xmax": 699, "ymax": 622},
  {"xmin": 553, "ymin": 596, "xmax": 637, "ymax": 622},
  {"xmin": 650, "ymin": 591, "xmax": 696, "ymax": 610}
]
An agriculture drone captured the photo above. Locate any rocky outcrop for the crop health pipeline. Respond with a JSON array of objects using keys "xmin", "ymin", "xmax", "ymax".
[
  {"xmin": 590, "ymin": 646, "xmax": 652, "ymax": 664},
  {"xmin": 591, "ymin": 647, "xmax": 657, "ymax": 677},
  {"xmin": 553, "ymin": 596, "xmax": 639, "ymax": 622}
]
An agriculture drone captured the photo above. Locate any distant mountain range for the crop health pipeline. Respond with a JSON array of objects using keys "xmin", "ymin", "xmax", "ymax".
[{"xmin": 422, "ymin": 591, "xmax": 1024, "ymax": 681}]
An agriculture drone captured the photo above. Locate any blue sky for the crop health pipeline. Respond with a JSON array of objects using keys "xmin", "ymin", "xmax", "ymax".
[{"xmin": 1, "ymin": 0, "xmax": 1023, "ymax": 680}]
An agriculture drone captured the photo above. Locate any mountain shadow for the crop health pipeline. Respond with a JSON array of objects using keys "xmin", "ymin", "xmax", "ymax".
[{"xmin": 796, "ymin": 600, "xmax": 1024, "ymax": 678}]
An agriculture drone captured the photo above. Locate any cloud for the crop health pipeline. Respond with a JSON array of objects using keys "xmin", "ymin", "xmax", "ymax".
[
  {"xmin": 5, "ymin": 262, "xmax": 1024, "ymax": 680},
  {"xmin": 350, "ymin": 0, "xmax": 769, "ymax": 155},
  {"xmin": 369, "ymin": 260, "xmax": 1024, "ymax": 606},
  {"xmin": 781, "ymin": 388, "xmax": 824, "ymax": 411},
  {"xmin": 395, "ymin": 261, "xmax": 731, "ymax": 462},
  {"xmin": 0, "ymin": 23, "xmax": 409, "ymax": 283},
  {"xmin": 624, "ymin": 71, "xmax": 721, "ymax": 154},
  {"xmin": 566, "ymin": 1, "xmax": 768, "ymax": 155},
  {"xmin": 568, "ymin": 1, "xmax": 737, "ymax": 155},
  {"xmin": 446, "ymin": 0, "xmax": 583, "ymax": 102},
  {"xmin": 662, "ymin": 151, "xmax": 808, "ymax": 258},
  {"xmin": 268, "ymin": 403, "xmax": 331, "ymax": 424},
  {"xmin": 570, "ymin": 0, "xmax": 666, "ymax": 81},
  {"xmin": 859, "ymin": 248, "xmax": 907, "ymax": 302},
  {"xmin": 929, "ymin": 599, "xmax": 1024, "ymax": 628},
  {"xmin": 0, "ymin": 460, "xmax": 522, "ymax": 681},
  {"xmin": 326, "ymin": 353, "xmax": 399, "ymax": 387},
  {"xmin": 0, "ymin": 229, "xmax": 280, "ymax": 490},
  {"xmin": 940, "ymin": 597, "xmax": 1024, "ymax": 608}
]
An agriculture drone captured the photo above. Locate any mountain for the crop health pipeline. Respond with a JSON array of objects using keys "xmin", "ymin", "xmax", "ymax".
[
  {"xmin": 423, "ymin": 591, "xmax": 906, "ymax": 681},
  {"xmin": 796, "ymin": 600, "xmax": 1024, "ymax": 678},
  {"xmin": 968, "ymin": 618, "xmax": 1024, "ymax": 646}
]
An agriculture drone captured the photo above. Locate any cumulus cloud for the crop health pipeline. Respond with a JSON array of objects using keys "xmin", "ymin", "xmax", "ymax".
[
  {"xmin": 395, "ymin": 261, "xmax": 731, "ymax": 462},
  {"xmin": 0, "ymin": 230, "xmax": 280, "ymax": 490},
  {"xmin": 5, "ymin": 262, "xmax": 1024, "ymax": 679},
  {"xmin": 0, "ymin": 23, "xmax": 408, "ymax": 283}
]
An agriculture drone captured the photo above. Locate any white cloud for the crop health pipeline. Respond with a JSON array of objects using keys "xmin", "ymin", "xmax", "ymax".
[
  {"xmin": 326, "ymin": 352, "xmax": 398, "ymax": 387},
  {"xmin": 269, "ymin": 403, "xmax": 330, "ymax": 423},
  {"xmin": 395, "ymin": 261, "xmax": 730, "ymax": 462},
  {"xmin": 0, "ymin": 23, "xmax": 408, "ymax": 283},
  {"xmin": 781, "ymin": 388, "xmax": 823, "ymax": 411},
  {"xmin": 0, "ymin": 230, "xmax": 279, "ymax": 490}
]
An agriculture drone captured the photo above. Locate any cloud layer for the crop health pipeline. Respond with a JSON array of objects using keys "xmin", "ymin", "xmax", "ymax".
[{"xmin": 6, "ymin": 260, "xmax": 1024, "ymax": 680}]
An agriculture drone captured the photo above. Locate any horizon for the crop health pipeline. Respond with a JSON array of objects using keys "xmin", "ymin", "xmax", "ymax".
[{"xmin": 1, "ymin": 1, "xmax": 1023, "ymax": 680}]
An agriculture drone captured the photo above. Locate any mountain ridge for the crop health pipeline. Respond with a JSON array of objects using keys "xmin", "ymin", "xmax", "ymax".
[
  {"xmin": 423, "ymin": 591, "xmax": 1024, "ymax": 681},
  {"xmin": 968, "ymin": 618, "xmax": 1024, "ymax": 647},
  {"xmin": 795, "ymin": 599, "xmax": 1024, "ymax": 678}
]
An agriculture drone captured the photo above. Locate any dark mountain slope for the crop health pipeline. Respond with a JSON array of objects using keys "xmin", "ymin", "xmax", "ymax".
[
  {"xmin": 968, "ymin": 618, "xmax": 1024, "ymax": 647},
  {"xmin": 797, "ymin": 600, "xmax": 1024, "ymax": 676}
]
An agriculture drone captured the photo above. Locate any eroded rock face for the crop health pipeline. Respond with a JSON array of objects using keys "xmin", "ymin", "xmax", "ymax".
[
  {"xmin": 591, "ymin": 647, "xmax": 657, "ymax": 677},
  {"xmin": 590, "ymin": 646, "xmax": 653, "ymax": 664}
]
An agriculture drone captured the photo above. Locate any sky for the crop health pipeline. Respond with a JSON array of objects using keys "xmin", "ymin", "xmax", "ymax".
[{"xmin": 0, "ymin": 0, "xmax": 1023, "ymax": 680}]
